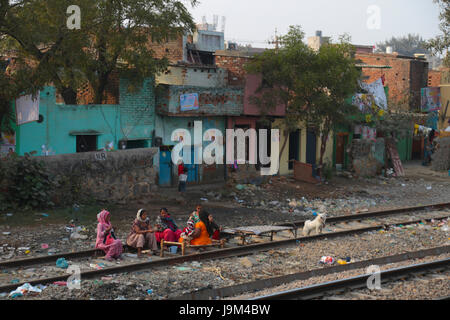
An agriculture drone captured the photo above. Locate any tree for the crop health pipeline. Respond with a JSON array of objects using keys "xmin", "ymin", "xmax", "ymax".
[
  {"xmin": 0, "ymin": 0, "xmax": 197, "ymax": 104},
  {"xmin": 246, "ymin": 26, "xmax": 361, "ymax": 177},
  {"xmin": 427, "ymin": 0, "xmax": 450, "ymax": 67},
  {"xmin": 376, "ymin": 34, "xmax": 431, "ymax": 57},
  {"xmin": 0, "ymin": 0, "xmax": 197, "ymax": 132}
]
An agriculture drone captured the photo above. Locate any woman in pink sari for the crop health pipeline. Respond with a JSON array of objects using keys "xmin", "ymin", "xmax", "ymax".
[{"xmin": 95, "ymin": 210, "xmax": 123, "ymax": 261}]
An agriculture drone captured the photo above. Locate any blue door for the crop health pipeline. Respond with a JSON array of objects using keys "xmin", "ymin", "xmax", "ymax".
[
  {"xmin": 159, "ymin": 150, "xmax": 172, "ymax": 187},
  {"xmin": 183, "ymin": 145, "xmax": 199, "ymax": 183}
]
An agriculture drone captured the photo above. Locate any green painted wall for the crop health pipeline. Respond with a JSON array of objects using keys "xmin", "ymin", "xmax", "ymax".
[{"xmin": 15, "ymin": 78, "xmax": 155, "ymax": 156}]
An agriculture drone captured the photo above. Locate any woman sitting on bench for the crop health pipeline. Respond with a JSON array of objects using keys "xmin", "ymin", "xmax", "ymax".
[{"xmin": 180, "ymin": 210, "xmax": 212, "ymax": 246}]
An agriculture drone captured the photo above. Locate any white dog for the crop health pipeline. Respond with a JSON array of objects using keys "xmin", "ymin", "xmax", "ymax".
[{"xmin": 302, "ymin": 213, "xmax": 327, "ymax": 236}]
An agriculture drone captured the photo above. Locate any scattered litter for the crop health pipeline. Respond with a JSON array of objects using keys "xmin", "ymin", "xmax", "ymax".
[
  {"xmin": 176, "ymin": 267, "xmax": 192, "ymax": 272},
  {"xmin": 41, "ymin": 244, "xmax": 49, "ymax": 249},
  {"xmin": 426, "ymin": 186, "xmax": 432, "ymax": 190},
  {"xmin": 115, "ymin": 296, "xmax": 126, "ymax": 300},
  {"xmin": 6, "ymin": 213, "xmax": 13, "ymax": 217},
  {"xmin": 10, "ymin": 279, "xmax": 20, "ymax": 284},
  {"xmin": 53, "ymin": 281, "xmax": 67, "ymax": 287},
  {"xmin": 70, "ymin": 232, "xmax": 88, "ymax": 240},
  {"xmin": 200, "ymin": 198, "xmax": 208, "ymax": 202},
  {"xmin": 90, "ymin": 263, "xmax": 106, "ymax": 270},
  {"xmin": 9, "ymin": 283, "xmax": 46, "ymax": 298},
  {"xmin": 25, "ymin": 250, "xmax": 30, "ymax": 255},
  {"xmin": 235, "ymin": 184, "xmax": 246, "ymax": 190},
  {"xmin": 319, "ymin": 256, "xmax": 335, "ymax": 265},
  {"xmin": 124, "ymin": 253, "xmax": 138, "ymax": 258},
  {"xmin": 101, "ymin": 276, "xmax": 113, "ymax": 281},
  {"xmin": 56, "ymin": 258, "xmax": 69, "ymax": 269},
  {"xmin": 2, "ymin": 232, "xmax": 11, "ymax": 236},
  {"xmin": 337, "ymin": 259, "xmax": 347, "ymax": 265},
  {"xmin": 147, "ymin": 289, "xmax": 153, "ymax": 295},
  {"xmin": 0, "ymin": 293, "xmax": 7, "ymax": 297},
  {"xmin": 18, "ymin": 247, "xmax": 30, "ymax": 251}
]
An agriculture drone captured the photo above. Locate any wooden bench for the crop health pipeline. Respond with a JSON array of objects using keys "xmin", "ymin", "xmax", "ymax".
[
  {"xmin": 160, "ymin": 239, "xmax": 226, "ymax": 257},
  {"xmin": 222, "ymin": 225, "xmax": 294, "ymax": 245}
]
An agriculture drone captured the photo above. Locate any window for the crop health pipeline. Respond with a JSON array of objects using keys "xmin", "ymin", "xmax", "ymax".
[
  {"xmin": 120, "ymin": 140, "xmax": 148, "ymax": 150},
  {"xmin": 76, "ymin": 135, "xmax": 98, "ymax": 153}
]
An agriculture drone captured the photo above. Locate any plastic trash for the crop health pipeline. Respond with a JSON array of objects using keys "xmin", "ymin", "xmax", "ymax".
[
  {"xmin": 2, "ymin": 232, "xmax": 11, "ymax": 236},
  {"xmin": 53, "ymin": 281, "xmax": 67, "ymax": 286},
  {"xmin": 41, "ymin": 244, "xmax": 49, "ymax": 249},
  {"xmin": 56, "ymin": 258, "xmax": 69, "ymax": 269},
  {"xmin": 337, "ymin": 259, "xmax": 347, "ymax": 265},
  {"xmin": 70, "ymin": 232, "xmax": 88, "ymax": 240},
  {"xmin": 235, "ymin": 184, "xmax": 246, "ymax": 190},
  {"xmin": 9, "ymin": 283, "xmax": 45, "ymax": 298},
  {"xmin": 319, "ymin": 256, "xmax": 335, "ymax": 265},
  {"xmin": 6, "ymin": 213, "xmax": 13, "ymax": 217},
  {"xmin": 41, "ymin": 213, "xmax": 49, "ymax": 217},
  {"xmin": 10, "ymin": 279, "xmax": 19, "ymax": 284},
  {"xmin": 147, "ymin": 289, "xmax": 153, "ymax": 295},
  {"xmin": 90, "ymin": 263, "xmax": 106, "ymax": 270}
]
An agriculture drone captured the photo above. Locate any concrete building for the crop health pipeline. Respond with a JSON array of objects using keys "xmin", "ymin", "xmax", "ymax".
[{"xmin": 11, "ymin": 78, "xmax": 156, "ymax": 156}]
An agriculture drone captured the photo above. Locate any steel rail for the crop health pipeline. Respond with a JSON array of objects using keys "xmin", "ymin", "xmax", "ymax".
[
  {"xmin": 274, "ymin": 202, "xmax": 450, "ymax": 229},
  {"xmin": 0, "ymin": 214, "xmax": 448, "ymax": 294},
  {"xmin": 2, "ymin": 202, "xmax": 449, "ymax": 270},
  {"xmin": 172, "ymin": 245, "xmax": 450, "ymax": 300},
  {"xmin": 250, "ymin": 258, "xmax": 450, "ymax": 300}
]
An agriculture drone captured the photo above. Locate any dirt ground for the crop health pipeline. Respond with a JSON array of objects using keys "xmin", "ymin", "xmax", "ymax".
[{"xmin": 1, "ymin": 160, "xmax": 449, "ymax": 262}]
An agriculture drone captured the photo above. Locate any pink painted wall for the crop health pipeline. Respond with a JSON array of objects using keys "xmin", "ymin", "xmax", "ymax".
[{"xmin": 244, "ymin": 74, "xmax": 286, "ymax": 116}]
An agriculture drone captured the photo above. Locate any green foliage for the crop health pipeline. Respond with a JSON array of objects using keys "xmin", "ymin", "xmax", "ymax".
[
  {"xmin": 246, "ymin": 26, "xmax": 361, "ymax": 170},
  {"xmin": 376, "ymin": 34, "xmax": 431, "ymax": 57},
  {"xmin": 427, "ymin": 0, "xmax": 450, "ymax": 66},
  {"xmin": 0, "ymin": 0, "xmax": 198, "ymax": 111},
  {"xmin": 0, "ymin": 152, "xmax": 56, "ymax": 210}
]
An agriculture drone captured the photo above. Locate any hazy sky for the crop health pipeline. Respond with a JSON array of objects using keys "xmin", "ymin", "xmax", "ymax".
[{"xmin": 188, "ymin": 0, "xmax": 442, "ymax": 48}]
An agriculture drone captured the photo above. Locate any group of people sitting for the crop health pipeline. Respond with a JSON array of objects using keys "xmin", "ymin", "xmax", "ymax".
[{"xmin": 95, "ymin": 205, "xmax": 222, "ymax": 260}]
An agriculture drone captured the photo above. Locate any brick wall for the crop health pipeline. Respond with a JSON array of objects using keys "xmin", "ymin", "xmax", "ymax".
[
  {"xmin": 356, "ymin": 53, "xmax": 428, "ymax": 111},
  {"xmin": 55, "ymin": 72, "xmax": 120, "ymax": 105},
  {"xmin": 156, "ymin": 84, "xmax": 244, "ymax": 116},
  {"xmin": 215, "ymin": 54, "xmax": 251, "ymax": 86},
  {"xmin": 150, "ymin": 36, "xmax": 185, "ymax": 64},
  {"xmin": 428, "ymin": 70, "xmax": 442, "ymax": 87}
]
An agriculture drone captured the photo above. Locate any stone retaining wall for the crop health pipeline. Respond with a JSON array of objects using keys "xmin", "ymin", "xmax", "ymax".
[{"xmin": 36, "ymin": 148, "xmax": 158, "ymax": 204}]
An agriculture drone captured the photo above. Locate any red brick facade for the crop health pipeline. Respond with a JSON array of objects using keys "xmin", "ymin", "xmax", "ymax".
[
  {"xmin": 428, "ymin": 70, "xmax": 442, "ymax": 87},
  {"xmin": 214, "ymin": 52, "xmax": 252, "ymax": 86},
  {"xmin": 150, "ymin": 36, "xmax": 185, "ymax": 64},
  {"xmin": 356, "ymin": 53, "xmax": 429, "ymax": 112}
]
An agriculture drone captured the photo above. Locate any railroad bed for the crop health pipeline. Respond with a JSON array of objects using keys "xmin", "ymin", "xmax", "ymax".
[
  {"xmin": 0, "ymin": 203, "xmax": 449, "ymax": 299},
  {"xmin": 247, "ymin": 256, "xmax": 450, "ymax": 300}
]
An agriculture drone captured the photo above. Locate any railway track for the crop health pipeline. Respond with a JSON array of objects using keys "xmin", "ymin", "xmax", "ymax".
[
  {"xmin": 173, "ymin": 245, "xmax": 450, "ymax": 300},
  {"xmin": 0, "ymin": 203, "xmax": 449, "ymax": 294},
  {"xmin": 249, "ymin": 258, "xmax": 450, "ymax": 300}
]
